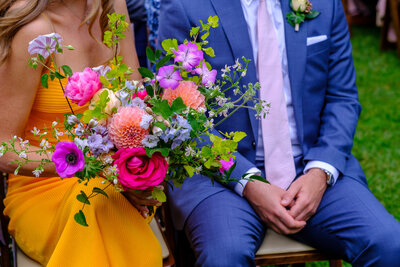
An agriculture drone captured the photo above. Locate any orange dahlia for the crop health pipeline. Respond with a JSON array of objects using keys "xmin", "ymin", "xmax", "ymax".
[
  {"xmin": 108, "ymin": 106, "xmax": 149, "ymax": 149},
  {"xmin": 162, "ymin": 81, "xmax": 206, "ymax": 111}
]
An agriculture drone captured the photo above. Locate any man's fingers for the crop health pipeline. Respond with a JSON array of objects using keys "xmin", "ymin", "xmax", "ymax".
[
  {"xmin": 281, "ymin": 183, "xmax": 300, "ymax": 206},
  {"xmin": 288, "ymin": 195, "xmax": 311, "ymax": 219}
]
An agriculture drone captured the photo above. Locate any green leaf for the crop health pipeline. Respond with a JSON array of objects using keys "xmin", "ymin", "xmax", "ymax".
[
  {"xmin": 233, "ymin": 131, "xmax": 247, "ymax": 142},
  {"xmin": 145, "ymin": 147, "xmax": 170, "ymax": 158},
  {"xmin": 171, "ymin": 97, "xmax": 187, "ymax": 114},
  {"xmin": 146, "ymin": 47, "xmax": 156, "ymax": 63},
  {"xmin": 77, "ymin": 192, "xmax": 90, "ymax": 205},
  {"xmin": 161, "ymin": 38, "xmax": 179, "ymax": 55},
  {"xmin": 184, "ymin": 165, "xmax": 195, "ymax": 177},
  {"xmin": 190, "ymin": 26, "xmax": 201, "ymax": 38},
  {"xmin": 150, "ymin": 99, "xmax": 173, "ymax": 119},
  {"xmin": 61, "ymin": 65, "xmax": 73, "ymax": 77},
  {"xmin": 203, "ymin": 47, "xmax": 215, "ymax": 57},
  {"xmin": 155, "ymin": 49, "xmax": 162, "ymax": 60},
  {"xmin": 153, "ymin": 121, "xmax": 167, "ymax": 131},
  {"xmin": 54, "ymin": 71, "xmax": 65, "ymax": 79},
  {"xmin": 99, "ymin": 76, "xmax": 110, "ymax": 87},
  {"xmin": 247, "ymin": 174, "xmax": 269, "ymax": 184},
  {"xmin": 207, "ymin": 15, "xmax": 219, "ymax": 28},
  {"xmin": 306, "ymin": 10, "xmax": 320, "ymax": 19},
  {"xmin": 41, "ymin": 73, "xmax": 49, "ymax": 88},
  {"xmin": 201, "ymin": 31, "xmax": 210, "ymax": 41},
  {"xmin": 145, "ymin": 84, "xmax": 154, "ymax": 97},
  {"xmin": 93, "ymin": 187, "xmax": 109, "ymax": 198},
  {"xmin": 138, "ymin": 67, "xmax": 154, "ymax": 79},
  {"xmin": 152, "ymin": 187, "xmax": 167, "ymax": 202},
  {"xmin": 156, "ymin": 54, "xmax": 173, "ymax": 70},
  {"xmin": 74, "ymin": 210, "xmax": 89, "ymax": 227}
]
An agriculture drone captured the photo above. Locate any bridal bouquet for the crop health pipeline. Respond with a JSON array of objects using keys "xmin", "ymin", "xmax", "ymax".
[{"xmin": 0, "ymin": 14, "xmax": 267, "ymax": 226}]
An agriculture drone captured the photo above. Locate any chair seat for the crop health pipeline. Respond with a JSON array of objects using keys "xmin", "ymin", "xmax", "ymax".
[
  {"xmin": 256, "ymin": 229, "xmax": 315, "ymax": 255},
  {"xmin": 16, "ymin": 218, "xmax": 170, "ymax": 266}
]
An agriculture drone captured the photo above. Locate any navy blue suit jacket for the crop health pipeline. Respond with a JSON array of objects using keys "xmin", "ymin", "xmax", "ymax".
[{"xmin": 157, "ymin": 0, "xmax": 364, "ymax": 229}]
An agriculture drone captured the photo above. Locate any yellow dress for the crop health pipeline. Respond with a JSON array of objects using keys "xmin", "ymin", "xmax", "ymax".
[{"xmin": 3, "ymin": 70, "xmax": 162, "ymax": 267}]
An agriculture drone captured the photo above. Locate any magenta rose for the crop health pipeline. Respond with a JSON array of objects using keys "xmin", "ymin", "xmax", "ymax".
[
  {"xmin": 64, "ymin": 67, "xmax": 102, "ymax": 106},
  {"xmin": 112, "ymin": 147, "xmax": 168, "ymax": 190}
]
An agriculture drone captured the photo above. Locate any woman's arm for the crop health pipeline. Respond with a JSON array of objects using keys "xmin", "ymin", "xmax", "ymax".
[{"xmin": 0, "ymin": 17, "xmax": 57, "ymax": 177}]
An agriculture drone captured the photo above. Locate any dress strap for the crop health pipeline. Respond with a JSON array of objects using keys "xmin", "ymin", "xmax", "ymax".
[{"xmin": 41, "ymin": 13, "xmax": 56, "ymax": 33}]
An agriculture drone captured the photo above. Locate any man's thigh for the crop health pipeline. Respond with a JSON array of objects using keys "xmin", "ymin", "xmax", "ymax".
[
  {"xmin": 293, "ymin": 175, "xmax": 400, "ymax": 266},
  {"xmin": 184, "ymin": 188, "xmax": 266, "ymax": 267}
]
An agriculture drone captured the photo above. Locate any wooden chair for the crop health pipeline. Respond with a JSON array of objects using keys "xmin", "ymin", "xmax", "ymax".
[
  {"xmin": 255, "ymin": 229, "xmax": 342, "ymax": 266},
  {"xmin": 380, "ymin": 0, "xmax": 400, "ymax": 58},
  {"xmin": 0, "ymin": 173, "xmax": 174, "ymax": 267}
]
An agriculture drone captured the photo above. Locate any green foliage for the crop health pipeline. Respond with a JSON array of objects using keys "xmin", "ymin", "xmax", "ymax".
[
  {"xmin": 145, "ymin": 147, "xmax": 170, "ymax": 158},
  {"xmin": 161, "ymin": 39, "xmax": 179, "ymax": 55},
  {"xmin": 77, "ymin": 191, "xmax": 91, "ymax": 205},
  {"xmin": 41, "ymin": 73, "xmax": 49, "ymax": 88},
  {"xmin": 152, "ymin": 187, "xmax": 167, "ymax": 202},
  {"xmin": 82, "ymin": 90, "xmax": 109, "ymax": 123},
  {"xmin": 103, "ymin": 13, "xmax": 129, "ymax": 48},
  {"xmin": 74, "ymin": 210, "xmax": 89, "ymax": 227},
  {"xmin": 92, "ymin": 187, "xmax": 109, "ymax": 198}
]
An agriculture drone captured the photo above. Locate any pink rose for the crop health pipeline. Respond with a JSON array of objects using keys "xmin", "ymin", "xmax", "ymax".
[
  {"xmin": 112, "ymin": 147, "xmax": 168, "ymax": 190},
  {"xmin": 133, "ymin": 90, "xmax": 148, "ymax": 100},
  {"xmin": 219, "ymin": 157, "xmax": 234, "ymax": 174},
  {"xmin": 64, "ymin": 67, "xmax": 102, "ymax": 106}
]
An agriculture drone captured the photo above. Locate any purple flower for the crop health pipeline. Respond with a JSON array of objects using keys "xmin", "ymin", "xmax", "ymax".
[
  {"xmin": 173, "ymin": 42, "xmax": 204, "ymax": 71},
  {"xmin": 52, "ymin": 141, "xmax": 85, "ymax": 178},
  {"xmin": 28, "ymin": 33, "xmax": 63, "ymax": 59},
  {"xmin": 219, "ymin": 157, "xmax": 234, "ymax": 174},
  {"xmin": 195, "ymin": 62, "xmax": 218, "ymax": 87},
  {"xmin": 156, "ymin": 65, "xmax": 182, "ymax": 90}
]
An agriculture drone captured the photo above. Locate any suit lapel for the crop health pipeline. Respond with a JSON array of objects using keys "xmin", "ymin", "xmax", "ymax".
[
  {"xmin": 281, "ymin": 0, "xmax": 306, "ymax": 145},
  {"xmin": 210, "ymin": 0, "xmax": 259, "ymax": 141}
]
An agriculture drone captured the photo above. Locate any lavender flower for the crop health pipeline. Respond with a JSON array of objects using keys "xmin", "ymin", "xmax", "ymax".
[
  {"xmin": 118, "ymin": 90, "xmax": 131, "ymax": 107},
  {"xmin": 156, "ymin": 65, "xmax": 182, "ymax": 90},
  {"xmin": 132, "ymin": 98, "xmax": 147, "ymax": 109},
  {"xmin": 195, "ymin": 62, "xmax": 217, "ymax": 87},
  {"xmin": 173, "ymin": 42, "xmax": 204, "ymax": 71},
  {"xmin": 92, "ymin": 65, "xmax": 111, "ymax": 78},
  {"xmin": 74, "ymin": 137, "xmax": 88, "ymax": 150},
  {"xmin": 75, "ymin": 124, "xmax": 85, "ymax": 136},
  {"xmin": 28, "ymin": 33, "xmax": 63, "ymax": 59},
  {"xmin": 67, "ymin": 115, "xmax": 79, "ymax": 125},
  {"xmin": 140, "ymin": 114, "xmax": 153, "ymax": 130},
  {"xmin": 142, "ymin": 135, "xmax": 159, "ymax": 148}
]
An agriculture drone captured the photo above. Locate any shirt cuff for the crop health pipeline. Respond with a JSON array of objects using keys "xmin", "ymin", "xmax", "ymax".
[
  {"xmin": 234, "ymin": 167, "xmax": 262, "ymax": 196},
  {"xmin": 304, "ymin": 160, "xmax": 340, "ymax": 185}
]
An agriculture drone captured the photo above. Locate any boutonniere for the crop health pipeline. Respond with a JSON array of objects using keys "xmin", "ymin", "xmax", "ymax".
[{"xmin": 286, "ymin": 0, "xmax": 320, "ymax": 32}]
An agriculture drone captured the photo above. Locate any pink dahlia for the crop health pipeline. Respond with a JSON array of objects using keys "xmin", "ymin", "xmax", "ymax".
[
  {"xmin": 162, "ymin": 81, "xmax": 205, "ymax": 111},
  {"xmin": 108, "ymin": 106, "xmax": 149, "ymax": 149},
  {"xmin": 64, "ymin": 67, "xmax": 102, "ymax": 106}
]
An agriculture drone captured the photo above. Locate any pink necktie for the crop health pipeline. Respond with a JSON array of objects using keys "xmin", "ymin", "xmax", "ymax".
[{"xmin": 257, "ymin": 0, "xmax": 296, "ymax": 189}]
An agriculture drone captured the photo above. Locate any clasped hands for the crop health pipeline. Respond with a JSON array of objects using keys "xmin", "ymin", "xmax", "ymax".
[{"xmin": 243, "ymin": 168, "xmax": 327, "ymax": 235}]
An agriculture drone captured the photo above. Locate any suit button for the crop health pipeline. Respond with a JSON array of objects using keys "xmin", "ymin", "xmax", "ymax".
[{"xmin": 252, "ymin": 141, "xmax": 256, "ymax": 149}]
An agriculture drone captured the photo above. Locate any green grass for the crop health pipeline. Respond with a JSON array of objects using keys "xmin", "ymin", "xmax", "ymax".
[{"xmin": 266, "ymin": 25, "xmax": 400, "ymax": 267}]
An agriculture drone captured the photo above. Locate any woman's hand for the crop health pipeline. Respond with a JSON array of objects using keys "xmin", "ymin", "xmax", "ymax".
[{"xmin": 122, "ymin": 186, "xmax": 163, "ymax": 218}]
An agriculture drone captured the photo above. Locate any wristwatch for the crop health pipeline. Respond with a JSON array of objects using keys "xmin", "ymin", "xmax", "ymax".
[{"xmin": 323, "ymin": 169, "xmax": 334, "ymax": 186}]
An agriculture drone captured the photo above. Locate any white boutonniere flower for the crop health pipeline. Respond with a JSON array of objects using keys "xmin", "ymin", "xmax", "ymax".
[{"xmin": 286, "ymin": 0, "xmax": 320, "ymax": 31}]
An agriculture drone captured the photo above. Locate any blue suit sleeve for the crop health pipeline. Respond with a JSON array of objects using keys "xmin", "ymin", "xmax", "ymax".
[{"xmin": 303, "ymin": 0, "xmax": 362, "ymax": 174}]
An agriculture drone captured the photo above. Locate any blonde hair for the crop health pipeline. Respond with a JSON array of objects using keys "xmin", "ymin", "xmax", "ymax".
[{"xmin": 0, "ymin": 0, "xmax": 115, "ymax": 64}]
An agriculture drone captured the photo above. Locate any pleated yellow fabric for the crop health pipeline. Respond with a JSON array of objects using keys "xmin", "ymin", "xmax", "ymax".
[{"xmin": 3, "ymin": 68, "xmax": 162, "ymax": 267}]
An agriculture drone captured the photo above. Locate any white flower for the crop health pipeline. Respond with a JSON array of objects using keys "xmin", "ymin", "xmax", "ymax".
[
  {"xmin": 18, "ymin": 138, "xmax": 29, "ymax": 149},
  {"xmin": 152, "ymin": 126, "xmax": 163, "ymax": 137},
  {"xmin": 216, "ymin": 96, "xmax": 228, "ymax": 106},
  {"xmin": 31, "ymin": 127, "xmax": 40, "ymax": 136},
  {"xmin": 241, "ymin": 70, "xmax": 247, "ymax": 77},
  {"xmin": 208, "ymin": 111, "xmax": 215, "ymax": 117},
  {"xmin": 74, "ymin": 137, "xmax": 88, "ymax": 150},
  {"xmin": 184, "ymin": 146, "xmax": 195, "ymax": 157},
  {"xmin": 204, "ymin": 119, "xmax": 214, "ymax": 129},
  {"xmin": 88, "ymin": 119, "xmax": 98, "ymax": 128},
  {"xmin": 292, "ymin": 0, "xmax": 308, "ymax": 12},
  {"xmin": 233, "ymin": 88, "xmax": 241, "ymax": 95},
  {"xmin": 40, "ymin": 139, "xmax": 50, "ymax": 150},
  {"xmin": 113, "ymin": 179, "xmax": 118, "ymax": 185},
  {"xmin": 32, "ymin": 169, "xmax": 43, "ymax": 177},
  {"xmin": 0, "ymin": 145, "xmax": 5, "ymax": 157},
  {"xmin": 19, "ymin": 151, "xmax": 27, "ymax": 159},
  {"xmin": 195, "ymin": 166, "xmax": 203, "ymax": 173},
  {"xmin": 52, "ymin": 121, "xmax": 58, "ymax": 127},
  {"xmin": 198, "ymin": 107, "xmax": 206, "ymax": 113},
  {"xmin": 14, "ymin": 168, "xmax": 19, "ymax": 175}
]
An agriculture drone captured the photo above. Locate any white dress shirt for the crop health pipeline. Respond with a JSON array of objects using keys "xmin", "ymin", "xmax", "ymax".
[{"xmin": 234, "ymin": 0, "xmax": 339, "ymax": 196}]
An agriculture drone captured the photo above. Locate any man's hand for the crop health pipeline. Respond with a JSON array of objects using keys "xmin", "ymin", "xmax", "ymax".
[
  {"xmin": 281, "ymin": 168, "xmax": 327, "ymax": 221},
  {"xmin": 123, "ymin": 187, "xmax": 163, "ymax": 218},
  {"xmin": 243, "ymin": 180, "xmax": 306, "ymax": 234}
]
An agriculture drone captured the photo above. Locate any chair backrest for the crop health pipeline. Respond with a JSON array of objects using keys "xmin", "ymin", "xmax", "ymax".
[{"xmin": 1, "ymin": 173, "xmax": 12, "ymax": 267}]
